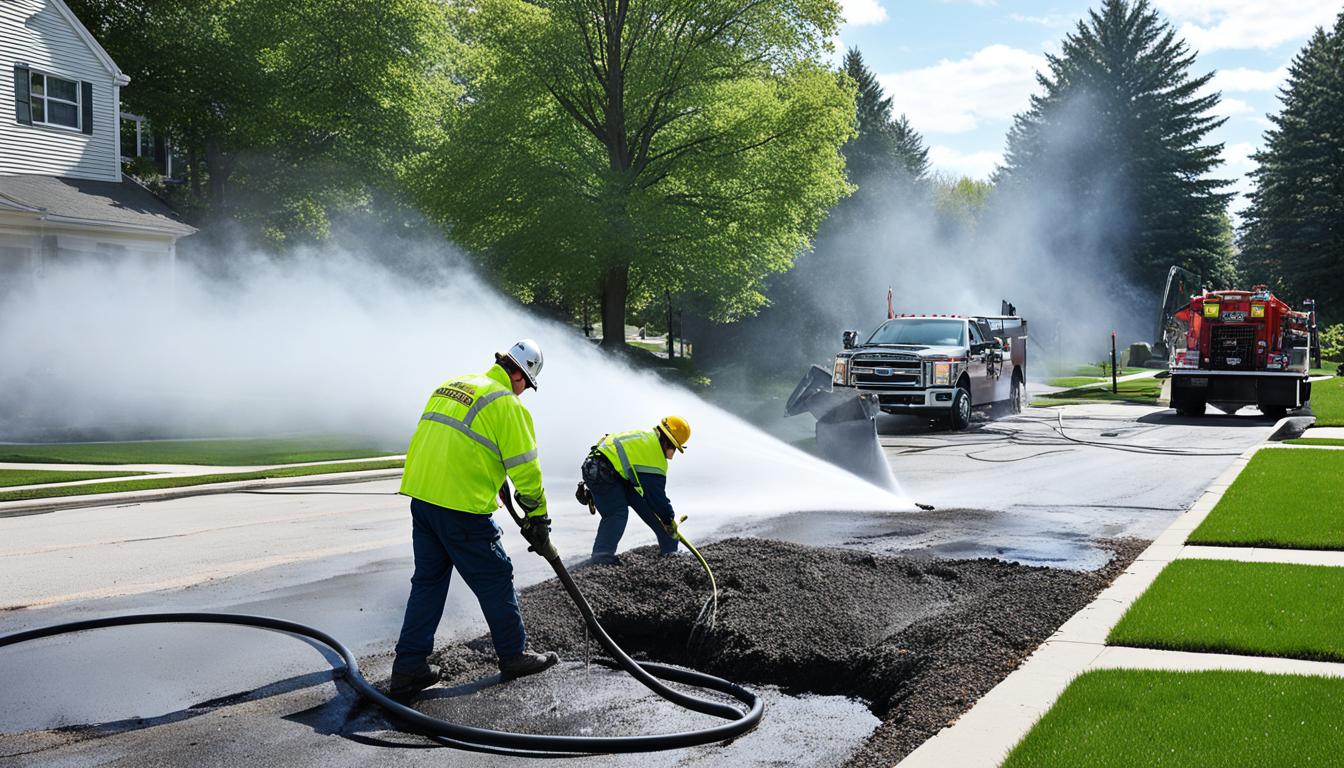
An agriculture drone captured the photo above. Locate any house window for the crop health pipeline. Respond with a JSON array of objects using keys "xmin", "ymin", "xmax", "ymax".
[{"xmin": 30, "ymin": 71, "xmax": 81, "ymax": 130}]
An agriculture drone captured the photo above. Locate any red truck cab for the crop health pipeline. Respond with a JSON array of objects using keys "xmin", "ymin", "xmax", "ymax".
[{"xmin": 1169, "ymin": 286, "xmax": 1312, "ymax": 418}]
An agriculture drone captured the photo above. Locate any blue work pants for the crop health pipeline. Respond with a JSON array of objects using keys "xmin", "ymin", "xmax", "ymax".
[
  {"xmin": 393, "ymin": 498, "xmax": 526, "ymax": 674},
  {"xmin": 589, "ymin": 476, "xmax": 678, "ymax": 563}
]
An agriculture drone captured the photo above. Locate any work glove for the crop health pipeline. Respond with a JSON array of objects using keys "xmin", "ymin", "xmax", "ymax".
[
  {"xmin": 519, "ymin": 515, "xmax": 556, "ymax": 559},
  {"xmin": 660, "ymin": 515, "xmax": 679, "ymax": 537},
  {"xmin": 574, "ymin": 482, "xmax": 593, "ymax": 509}
]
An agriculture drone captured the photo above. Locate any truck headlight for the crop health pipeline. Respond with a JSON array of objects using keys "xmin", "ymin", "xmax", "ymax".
[
  {"xmin": 833, "ymin": 357, "xmax": 848, "ymax": 386},
  {"xmin": 932, "ymin": 362, "xmax": 952, "ymax": 386}
]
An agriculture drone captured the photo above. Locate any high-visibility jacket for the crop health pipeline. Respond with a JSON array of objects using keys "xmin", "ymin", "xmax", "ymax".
[
  {"xmin": 595, "ymin": 429, "xmax": 674, "ymax": 523},
  {"xmin": 400, "ymin": 364, "xmax": 547, "ymax": 518}
]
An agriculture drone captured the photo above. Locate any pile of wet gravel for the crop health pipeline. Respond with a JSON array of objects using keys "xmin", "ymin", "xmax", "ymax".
[{"xmin": 429, "ymin": 536, "xmax": 1144, "ymax": 766}]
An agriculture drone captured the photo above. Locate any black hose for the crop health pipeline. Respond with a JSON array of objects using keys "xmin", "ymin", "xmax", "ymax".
[{"xmin": 0, "ymin": 541, "xmax": 763, "ymax": 754}]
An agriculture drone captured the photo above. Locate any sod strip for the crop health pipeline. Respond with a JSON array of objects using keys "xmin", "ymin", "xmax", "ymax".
[
  {"xmin": 1001, "ymin": 669, "xmax": 1344, "ymax": 768},
  {"xmin": 1108, "ymin": 559, "xmax": 1344, "ymax": 662},
  {"xmin": 1031, "ymin": 377, "xmax": 1161, "ymax": 407},
  {"xmin": 1311, "ymin": 376, "xmax": 1344, "ymax": 426},
  {"xmin": 1285, "ymin": 438, "xmax": 1344, "ymax": 447},
  {"xmin": 0, "ymin": 469, "xmax": 146, "ymax": 488},
  {"xmin": 0, "ymin": 437, "xmax": 395, "ymax": 466},
  {"xmin": 1189, "ymin": 448, "xmax": 1344, "ymax": 550},
  {"xmin": 0, "ymin": 459, "xmax": 404, "ymax": 503}
]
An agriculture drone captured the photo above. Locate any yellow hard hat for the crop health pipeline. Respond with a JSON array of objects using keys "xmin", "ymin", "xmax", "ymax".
[{"xmin": 656, "ymin": 415, "xmax": 691, "ymax": 453}]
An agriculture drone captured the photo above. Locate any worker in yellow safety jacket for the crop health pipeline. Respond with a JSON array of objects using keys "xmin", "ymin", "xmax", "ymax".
[
  {"xmin": 390, "ymin": 339, "xmax": 558, "ymax": 702},
  {"xmin": 577, "ymin": 416, "xmax": 691, "ymax": 565}
]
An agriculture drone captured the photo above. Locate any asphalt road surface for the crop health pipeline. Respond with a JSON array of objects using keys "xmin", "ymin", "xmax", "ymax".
[{"xmin": 0, "ymin": 401, "xmax": 1279, "ymax": 765}]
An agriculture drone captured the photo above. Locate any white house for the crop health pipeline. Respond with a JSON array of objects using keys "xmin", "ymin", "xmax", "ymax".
[{"xmin": 0, "ymin": 0, "xmax": 193, "ymax": 287}]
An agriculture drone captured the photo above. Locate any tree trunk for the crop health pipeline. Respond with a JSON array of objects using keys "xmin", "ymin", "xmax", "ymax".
[
  {"xmin": 204, "ymin": 136, "xmax": 231, "ymax": 215},
  {"xmin": 600, "ymin": 265, "xmax": 628, "ymax": 350}
]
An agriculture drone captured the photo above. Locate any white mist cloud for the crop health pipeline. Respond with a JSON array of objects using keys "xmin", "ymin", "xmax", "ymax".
[
  {"xmin": 0, "ymin": 239, "xmax": 910, "ymax": 516},
  {"xmin": 840, "ymin": 0, "xmax": 888, "ymax": 25},
  {"xmin": 1154, "ymin": 0, "xmax": 1339, "ymax": 52},
  {"xmin": 879, "ymin": 45, "xmax": 1045, "ymax": 134}
]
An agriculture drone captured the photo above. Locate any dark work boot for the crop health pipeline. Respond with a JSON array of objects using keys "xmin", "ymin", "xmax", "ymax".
[
  {"xmin": 499, "ymin": 650, "xmax": 559, "ymax": 681},
  {"xmin": 388, "ymin": 664, "xmax": 441, "ymax": 703}
]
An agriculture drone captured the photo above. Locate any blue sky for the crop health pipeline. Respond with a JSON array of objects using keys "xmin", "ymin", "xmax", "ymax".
[{"xmin": 835, "ymin": 0, "xmax": 1343, "ymax": 215}]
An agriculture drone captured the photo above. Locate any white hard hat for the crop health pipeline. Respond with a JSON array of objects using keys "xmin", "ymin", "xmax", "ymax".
[{"xmin": 501, "ymin": 338, "xmax": 544, "ymax": 390}]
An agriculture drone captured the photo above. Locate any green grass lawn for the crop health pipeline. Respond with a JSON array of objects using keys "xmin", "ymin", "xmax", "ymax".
[
  {"xmin": 1309, "ymin": 375, "xmax": 1344, "ymax": 426},
  {"xmin": 0, "ymin": 436, "xmax": 396, "ymax": 466},
  {"xmin": 0, "ymin": 459, "xmax": 404, "ymax": 503},
  {"xmin": 1002, "ymin": 669, "xmax": 1344, "ymax": 768},
  {"xmin": 1108, "ymin": 559, "xmax": 1344, "ymax": 662},
  {"xmin": 1066, "ymin": 364, "xmax": 1143, "ymax": 378},
  {"xmin": 1286, "ymin": 438, "xmax": 1344, "ymax": 447},
  {"xmin": 1032, "ymin": 376, "xmax": 1162, "ymax": 407},
  {"xmin": 0, "ymin": 468, "xmax": 146, "ymax": 488},
  {"xmin": 1189, "ymin": 448, "xmax": 1344, "ymax": 550}
]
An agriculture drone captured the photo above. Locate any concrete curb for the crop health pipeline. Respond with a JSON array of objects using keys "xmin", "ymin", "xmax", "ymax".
[
  {"xmin": 895, "ymin": 437, "xmax": 1269, "ymax": 768},
  {"xmin": 0, "ymin": 468, "xmax": 404, "ymax": 518}
]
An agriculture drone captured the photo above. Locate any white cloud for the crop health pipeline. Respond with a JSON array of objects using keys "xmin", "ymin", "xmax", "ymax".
[
  {"xmin": 1210, "ymin": 66, "xmax": 1289, "ymax": 93},
  {"xmin": 1211, "ymin": 97, "xmax": 1254, "ymax": 118},
  {"xmin": 840, "ymin": 0, "xmax": 888, "ymax": 26},
  {"xmin": 928, "ymin": 145, "xmax": 1002, "ymax": 179},
  {"xmin": 1010, "ymin": 12, "xmax": 1075, "ymax": 27},
  {"xmin": 1154, "ymin": 0, "xmax": 1339, "ymax": 52},
  {"xmin": 879, "ymin": 45, "xmax": 1045, "ymax": 134}
]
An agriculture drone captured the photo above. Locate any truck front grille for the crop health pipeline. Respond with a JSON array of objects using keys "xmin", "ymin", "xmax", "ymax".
[
  {"xmin": 1211, "ymin": 325, "xmax": 1255, "ymax": 370},
  {"xmin": 851, "ymin": 354, "xmax": 922, "ymax": 389}
]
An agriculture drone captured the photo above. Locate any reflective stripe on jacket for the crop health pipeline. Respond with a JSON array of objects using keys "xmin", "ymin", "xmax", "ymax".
[
  {"xmin": 400, "ymin": 364, "xmax": 547, "ymax": 517},
  {"xmin": 594, "ymin": 429, "xmax": 674, "ymax": 523}
]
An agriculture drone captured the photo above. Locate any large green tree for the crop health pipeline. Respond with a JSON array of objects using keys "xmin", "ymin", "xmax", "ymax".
[
  {"xmin": 68, "ymin": 0, "xmax": 455, "ymax": 242},
  {"xmin": 996, "ymin": 0, "xmax": 1233, "ymax": 289},
  {"xmin": 1241, "ymin": 14, "xmax": 1344, "ymax": 320},
  {"xmin": 407, "ymin": 0, "xmax": 855, "ymax": 348},
  {"xmin": 690, "ymin": 47, "xmax": 935, "ymax": 369}
]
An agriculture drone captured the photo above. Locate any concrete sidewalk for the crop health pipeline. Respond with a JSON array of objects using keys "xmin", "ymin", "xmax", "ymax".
[{"xmin": 897, "ymin": 432, "xmax": 1343, "ymax": 767}]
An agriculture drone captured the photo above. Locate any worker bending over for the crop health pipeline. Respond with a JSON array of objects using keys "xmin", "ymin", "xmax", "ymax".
[
  {"xmin": 580, "ymin": 416, "xmax": 691, "ymax": 565},
  {"xmin": 390, "ymin": 339, "xmax": 558, "ymax": 703}
]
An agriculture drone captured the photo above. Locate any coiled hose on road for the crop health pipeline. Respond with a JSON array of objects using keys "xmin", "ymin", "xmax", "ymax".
[{"xmin": 0, "ymin": 489, "xmax": 762, "ymax": 755}]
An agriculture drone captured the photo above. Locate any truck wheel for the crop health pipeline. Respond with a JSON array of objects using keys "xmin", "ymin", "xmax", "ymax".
[
  {"xmin": 1259, "ymin": 404, "xmax": 1288, "ymax": 420},
  {"xmin": 1009, "ymin": 375, "xmax": 1025, "ymax": 415},
  {"xmin": 1175, "ymin": 397, "xmax": 1205, "ymax": 417},
  {"xmin": 948, "ymin": 388, "xmax": 972, "ymax": 431}
]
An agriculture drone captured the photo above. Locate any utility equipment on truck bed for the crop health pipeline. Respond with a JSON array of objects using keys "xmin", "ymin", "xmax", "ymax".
[
  {"xmin": 1168, "ymin": 285, "xmax": 1315, "ymax": 419},
  {"xmin": 827, "ymin": 309, "xmax": 1028, "ymax": 431}
]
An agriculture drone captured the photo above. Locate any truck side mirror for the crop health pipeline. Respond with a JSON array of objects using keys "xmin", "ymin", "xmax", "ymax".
[{"xmin": 842, "ymin": 330, "xmax": 858, "ymax": 349}]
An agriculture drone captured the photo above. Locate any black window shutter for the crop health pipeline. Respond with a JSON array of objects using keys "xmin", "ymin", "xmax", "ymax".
[
  {"xmin": 13, "ymin": 65, "xmax": 31, "ymax": 125},
  {"xmin": 81, "ymin": 81, "xmax": 93, "ymax": 134}
]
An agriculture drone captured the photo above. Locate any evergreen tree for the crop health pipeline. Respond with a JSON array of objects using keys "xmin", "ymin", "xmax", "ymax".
[
  {"xmin": 842, "ymin": 48, "xmax": 930, "ymax": 184},
  {"xmin": 1241, "ymin": 16, "xmax": 1344, "ymax": 320},
  {"xmin": 997, "ymin": 0, "xmax": 1232, "ymax": 289}
]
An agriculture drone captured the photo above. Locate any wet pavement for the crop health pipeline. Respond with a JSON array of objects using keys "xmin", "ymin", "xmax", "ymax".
[{"xmin": 0, "ymin": 401, "xmax": 1277, "ymax": 764}]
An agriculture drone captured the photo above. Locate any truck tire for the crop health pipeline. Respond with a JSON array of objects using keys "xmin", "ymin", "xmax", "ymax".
[
  {"xmin": 1174, "ymin": 396, "xmax": 1205, "ymax": 417},
  {"xmin": 1009, "ymin": 374, "xmax": 1025, "ymax": 415},
  {"xmin": 948, "ymin": 388, "xmax": 972, "ymax": 431},
  {"xmin": 1259, "ymin": 404, "xmax": 1288, "ymax": 420}
]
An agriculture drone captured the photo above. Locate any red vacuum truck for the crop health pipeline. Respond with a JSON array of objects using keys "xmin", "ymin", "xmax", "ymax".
[{"xmin": 1167, "ymin": 285, "xmax": 1315, "ymax": 419}]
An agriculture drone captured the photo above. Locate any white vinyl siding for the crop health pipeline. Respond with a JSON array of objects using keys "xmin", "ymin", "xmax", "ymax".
[{"xmin": 0, "ymin": 0, "xmax": 120, "ymax": 181}]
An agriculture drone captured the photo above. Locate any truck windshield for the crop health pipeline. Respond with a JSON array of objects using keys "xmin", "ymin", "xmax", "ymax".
[{"xmin": 866, "ymin": 319, "xmax": 965, "ymax": 347}]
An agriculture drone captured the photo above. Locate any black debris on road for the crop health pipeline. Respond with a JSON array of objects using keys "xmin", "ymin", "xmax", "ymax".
[{"xmin": 425, "ymin": 536, "xmax": 1145, "ymax": 766}]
